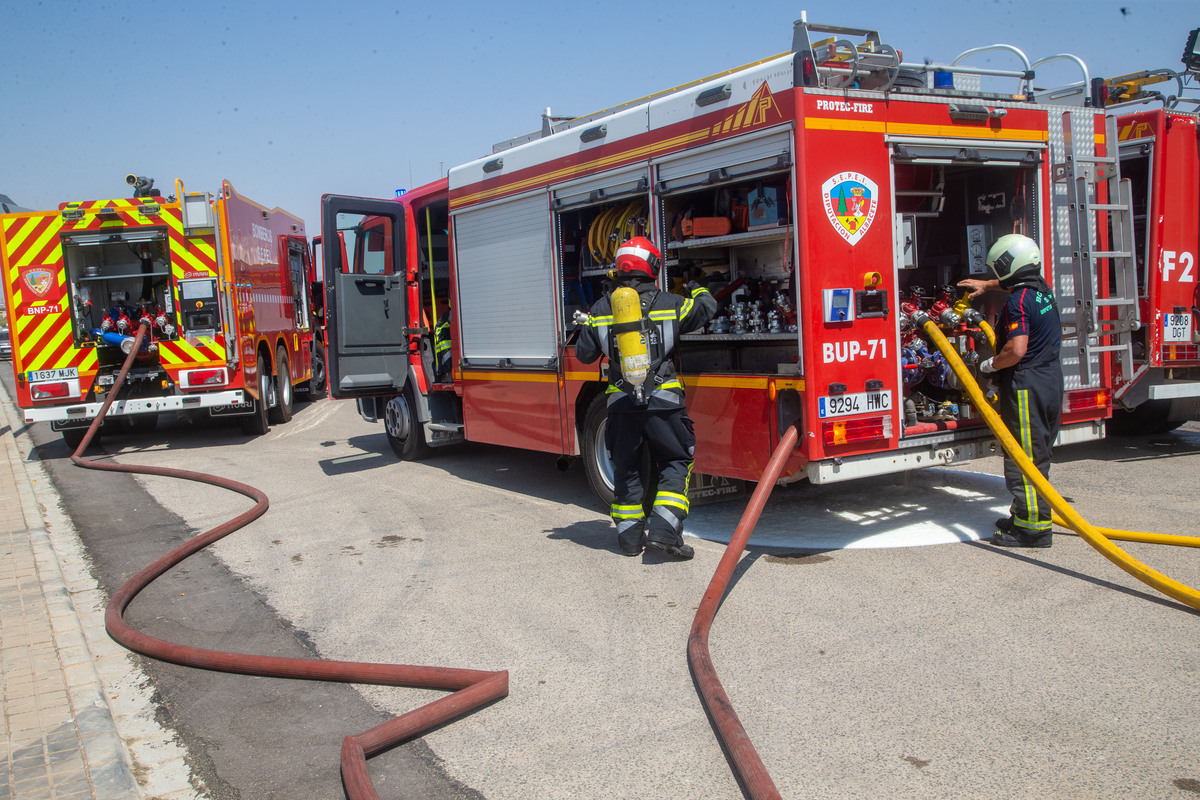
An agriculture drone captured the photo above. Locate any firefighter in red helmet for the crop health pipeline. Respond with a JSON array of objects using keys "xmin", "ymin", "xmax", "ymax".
[{"xmin": 576, "ymin": 236, "xmax": 717, "ymax": 559}]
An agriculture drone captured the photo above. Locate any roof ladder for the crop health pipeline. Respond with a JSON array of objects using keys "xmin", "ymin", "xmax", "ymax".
[{"xmin": 1054, "ymin": 111, "xmax": 1139, "ymax": 385}]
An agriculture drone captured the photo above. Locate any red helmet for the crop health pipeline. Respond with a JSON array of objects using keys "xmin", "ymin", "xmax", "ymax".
[{"xmin": 614, "ymin": 237, "xmax": 661, "ymax": 279}]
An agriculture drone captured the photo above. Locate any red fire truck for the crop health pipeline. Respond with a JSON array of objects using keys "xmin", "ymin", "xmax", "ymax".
[
  {"xmin": 321, "ymin": 19, "xmax": 1122, "ymax": 503},
  {"xmin": 0, "ymin": 177, "xmax": 320, "ymax": 448},
  {"xmin": 1093, "ymin": 31, "xmax": 1200, "ymax": 433}
]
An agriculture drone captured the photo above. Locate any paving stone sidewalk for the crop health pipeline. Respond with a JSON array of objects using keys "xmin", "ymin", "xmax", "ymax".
[{"xmin": 0, "ymin": 380, "xmax": 202, "ymax": 800}]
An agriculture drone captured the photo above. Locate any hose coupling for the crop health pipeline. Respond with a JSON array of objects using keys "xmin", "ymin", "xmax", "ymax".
[{"xmin": 909, "ymin": 308, "xmax": 932, "ymax": 328}]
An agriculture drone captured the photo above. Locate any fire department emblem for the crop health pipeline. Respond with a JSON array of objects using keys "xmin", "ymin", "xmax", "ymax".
[
  {"xmin": 21, "ymin": 268, "xmax": 54, "ymax": 297},
  {"xmin": 821, "ymin": 172, "xmax": 878, "ymax": 246}
]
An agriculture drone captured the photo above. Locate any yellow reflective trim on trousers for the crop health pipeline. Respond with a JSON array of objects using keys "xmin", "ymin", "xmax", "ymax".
[
  {"xmin": 655, "ymin": 491, "xmax": 689, "ymax": 512},
  {"xmin": 1014, "ymin": 389, "xmax": 1047, "ymax": 529},
  {"xmin": 612, "ymin": 504, "xmax": 643, "ymax": 519}
]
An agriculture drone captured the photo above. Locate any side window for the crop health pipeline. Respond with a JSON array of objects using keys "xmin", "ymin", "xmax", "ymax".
[
  {"xmin": 333, "ymin": 213, "xmax": 395, "ymax": 275},
  {"xmin": 360, "ymin": 221, "xmax": 391, "ymax": 274},
  {"xmin": 288, "ymin": 243, "xmax": 308, "ymax": 325}
]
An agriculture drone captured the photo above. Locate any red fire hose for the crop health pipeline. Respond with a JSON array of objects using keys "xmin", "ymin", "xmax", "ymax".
[
  {"xmin": 72, "ymin": 324, "xmax": 508, "ymax": 799},
  {"xmin": 689, "ymin": 424, "xmax": 799, "ymax": 800}
]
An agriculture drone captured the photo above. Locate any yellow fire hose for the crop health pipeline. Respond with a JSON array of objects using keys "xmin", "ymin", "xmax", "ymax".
[
  {"xmin": 921, "ymin": 317, "xmax": 1200, "ymax": 611},
  {"xmin": 974, "ymin": 319, "xmax": 1200, "ymax": 550}
]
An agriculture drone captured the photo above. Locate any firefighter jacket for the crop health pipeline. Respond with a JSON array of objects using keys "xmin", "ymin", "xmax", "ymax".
[
  {"xmin": 994, "ymin": 277, "xmax": 1061, "ymax": 372},
  {"xmin": 575, "ymin": 280, "xmax": 717, "ymax": 412}
]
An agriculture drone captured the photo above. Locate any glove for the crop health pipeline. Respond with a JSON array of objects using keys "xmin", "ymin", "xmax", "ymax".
[{"xmin": 978, "ymin": 357, "xmax": 996, "ymax": 374}]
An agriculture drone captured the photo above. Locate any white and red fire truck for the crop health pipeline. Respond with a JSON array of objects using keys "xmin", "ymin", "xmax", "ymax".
[
  {"xmin": 1091, "ymin": 31, "xmax": 1200, "ymax": 433},
  {"xmin": 321, "ymin": 19, "xmax": 1126, "ymax": 503},
  {"xmin": 0, "ymin": 177, "xmax": 321, "ymax": 448}
]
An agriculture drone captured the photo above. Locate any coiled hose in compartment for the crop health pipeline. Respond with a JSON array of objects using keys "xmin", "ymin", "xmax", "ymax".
[{"xmin": 73, "ymin": 323, "xmax": 508, "ymax": 799}]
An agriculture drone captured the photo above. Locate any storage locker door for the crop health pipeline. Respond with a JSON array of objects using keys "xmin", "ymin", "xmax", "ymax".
[{"xmin": 453, "ymin": 193, "xmax": 557, "ymax": 366}]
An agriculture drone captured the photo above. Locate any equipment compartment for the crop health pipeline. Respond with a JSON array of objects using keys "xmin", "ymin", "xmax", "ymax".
[
  {"xmin": 60, "ymin": 228, "xmax": 180, "ymax": 355},
  {"xmin": 660, "ymin": 176, "xmax": 798, "ymax": 375}
]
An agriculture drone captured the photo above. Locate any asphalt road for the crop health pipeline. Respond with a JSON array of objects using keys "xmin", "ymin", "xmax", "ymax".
[{"xmin": 6, "ymin": 364, "xmax": 1200, "ymax": 800}]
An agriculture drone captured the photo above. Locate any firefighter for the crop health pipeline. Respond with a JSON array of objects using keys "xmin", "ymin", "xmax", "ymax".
[
  {"xmin": 575, "ymin": 237, "xmax": 717, "ymax": 559},
  {"xmin": 433, "ymin": 296, "xmax": 452, "ymax": 379},
  {"xmin": 958, "ymin": 234, "xmax": 1063, "ymax": 548}
]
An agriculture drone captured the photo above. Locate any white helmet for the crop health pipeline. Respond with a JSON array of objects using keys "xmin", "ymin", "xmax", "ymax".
[{"xmin": 986, "ymin": 234, "xmax": 1042, "ymax": 289}]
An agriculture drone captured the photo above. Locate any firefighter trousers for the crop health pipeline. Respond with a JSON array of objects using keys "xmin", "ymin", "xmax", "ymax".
[
  {"xmin": 606, "ymin": 407, "xmax": 696, "ymax": 551},
  {"xmin": 998, "ymin": 362, "xmax": 1063, "ymax": 533}
]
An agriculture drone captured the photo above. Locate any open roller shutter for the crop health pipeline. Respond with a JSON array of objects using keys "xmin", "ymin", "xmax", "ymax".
[{"xmin": 654, "ymin": 129, "xmax": 792, "ymax": 193}]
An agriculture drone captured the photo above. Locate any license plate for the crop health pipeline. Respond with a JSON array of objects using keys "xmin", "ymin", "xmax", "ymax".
[
  {"xmin": 1163, "ymin": 312, "xmax": 1192, "ymax": 343},
  {"xmin": 818, "ymin": 390, "xmax": 892, "ymax": 418},
  {"xmin": 28, "ymin": 367, "xmax": 79, "ymax": 382}
]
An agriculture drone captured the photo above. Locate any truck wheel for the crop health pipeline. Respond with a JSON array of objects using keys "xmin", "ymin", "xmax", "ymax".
[
  {"xmin": 308, "ymin": 341, "xmax": 327, "ymax": 396},
  {"xmin": 582, "ymin": 396, "xmax": 616, "ymax": 507},
  {"xmin": 581, "ymin": 394, "xmax": 657, "ymax": 511},
  {"xmin": 62, "ymin": 427, "xmax": 98, "ymax": 451},
  {"xmin": 241, "ymin": 353, "xmax": 271, "ymax": 436},
  {"xmin": 384, "ymin": 388, "xmax": 431, "ymax": 461},
  {"xmin": 269, "ymin": 346, "xmax": 293, "ymax": 424}
]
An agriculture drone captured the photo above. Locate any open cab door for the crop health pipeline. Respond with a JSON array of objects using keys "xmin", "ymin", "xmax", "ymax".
[{"xmin": 321, "ymin": 195, "xmax": 411, "ymax": 399}]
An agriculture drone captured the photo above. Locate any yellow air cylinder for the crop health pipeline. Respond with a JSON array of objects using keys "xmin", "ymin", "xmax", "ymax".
[{"xmin": 611, "ymin": 286, "xmax": 650, "ymax": 395}]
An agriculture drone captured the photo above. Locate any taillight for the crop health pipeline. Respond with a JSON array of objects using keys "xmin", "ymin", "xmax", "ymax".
[
  {"xmin": 1163, "ymin": 343, "xmax": 1199, "ymax": 363},
  {"xmin": 1066, "ymin": 388, "xmax": 1111, "ymax": 413},
  {"xmin": 822, "ymin": 415, "xmax": 892, "ymax": 446},
  {"xmin": 181, "ymin": 368, "xmax": 228, "ymax": 388},
  {"xmin": 31, "ymin": 382, "xmax": 71, "ymax": 400}
]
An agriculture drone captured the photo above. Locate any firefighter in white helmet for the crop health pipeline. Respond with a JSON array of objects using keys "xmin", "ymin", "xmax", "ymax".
[
  {"xmin": 576, "ymin": 237, "xmax": 717, "ymax": 559},
  {"xmin": 959, "ymin": 233, "xmax": 1063, "ymax": 547}
]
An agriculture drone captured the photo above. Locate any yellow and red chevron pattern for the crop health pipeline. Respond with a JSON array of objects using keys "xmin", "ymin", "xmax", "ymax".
[
  {"xmin": 2, "ymin": 199, "xmax": 227, "ymax": 398},
  {"xmin": 2, "ymin": 210, "xmax": 96, "ymax": 376}
]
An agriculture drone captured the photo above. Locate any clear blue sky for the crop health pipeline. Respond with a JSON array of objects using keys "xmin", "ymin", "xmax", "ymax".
[{"xmin": 0, "ymin": 0, "xmax": 1193, "ymax": 232}]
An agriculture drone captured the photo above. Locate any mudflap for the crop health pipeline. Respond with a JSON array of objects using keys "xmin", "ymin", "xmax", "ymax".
[{"xmin": 688, "ymin": 473, "xmax": 747, "ymax": 506}]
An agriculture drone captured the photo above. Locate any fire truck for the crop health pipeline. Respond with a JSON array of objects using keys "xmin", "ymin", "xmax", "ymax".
[
  {"xmin": 321, "ymin": 19, "xmax": 1123, "ymax": 504},
  {"xmin": 1089, "ymin": 29, "xmax": 1200, "ymax": 434},
  {"xmin": 0, "ymin": 177, "xmax": 320, "ymax": 448}
]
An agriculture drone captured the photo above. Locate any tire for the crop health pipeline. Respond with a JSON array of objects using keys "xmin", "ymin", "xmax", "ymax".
[
  {"xmin": 384, "ymin": 388, "xmax": 431, "ymax": 461},
  {"xmin": 269, "ymin": 345, "xmax": 293, "ymax": 424},
  {"xmin": 582, "ymin": 395, "xmax": 616, "ymax": 507},
  {"xmin": 241, "ymin": 352, "xmax": 271, "ymax": 436},
  {"xmin": 580, "ymin": 395, "xmax": 655, "ymax": 511},
  {"xmin": 62, "ymin": 426, "xmax": 97, "ymax": 451},
  {"xmin": 891, "ymin": 68, "xmax": 927, "ymax": 88},
  {"xmin": 308, "ymin": 340, "xmax": 327, "ymax": 396}
]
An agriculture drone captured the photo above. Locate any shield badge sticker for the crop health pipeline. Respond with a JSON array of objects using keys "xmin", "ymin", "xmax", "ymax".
[
  {"xmin": 822, "ymin": 172, "xmax": 878, "ymax": 246},
  {"xmin": 21, "ymin": 268, "xmax": 54, "ymax": 297}
]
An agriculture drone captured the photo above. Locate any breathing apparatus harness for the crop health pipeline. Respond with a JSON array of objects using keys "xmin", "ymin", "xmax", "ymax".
[{"xmin": 608, "ymin": 279, "xmax": 667, "ymax": 405}]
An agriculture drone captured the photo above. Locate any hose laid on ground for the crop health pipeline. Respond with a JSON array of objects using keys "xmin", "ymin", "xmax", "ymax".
[
  {"xmin": 73, "ymin": 323, "xmax": 508, "ymax": 799},
  {"xmin": 688, "ymin": 424, "xmax": 799, "ymax": 800},
  {"xmin": 975, "ymin": 319, "xmax": 1200, "ymax": 549},
  {"xmin": 921, "ymin": 317, "xmax": 1200, "ymax": 611}
]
